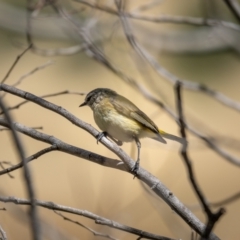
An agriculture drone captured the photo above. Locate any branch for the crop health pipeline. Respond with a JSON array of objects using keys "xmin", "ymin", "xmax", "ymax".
[
  {"xmin": 0, "ymin": 99, "xmax": 41, "ymax": 240},
  {"xmin": 223, "ymin": 0, "xmax": 240, "ymax": 22},
  {"xmin": 57, "ymin": 0, "xmax": 240, "ymax": 168},
  {"xmin": 115, "ymin": 1, "xmax": 240, "ymax": 114},
  {"xmin": 0, "ymin": 224, "xmax": 7, "ymax": 240},
  {"xmin": 54, "ymin": 211, "xmax": 118, "ymax": 240},
  {"xmin": 76, "ymin": 0, "xmax": 240, "ymax": 31},
  {"xmin": 0, "ymin": 119, "xmax": 126, "ymax": 175},
  {"xmin": 0, "ymin": 90, "xmax": 85, "ymax": 115},
  {"xmin": 0, "ymin": 145, "xmax": 58, "ymax": 177},
  {"xmin": 0, "ymin": 84, "xmax": 220, "ymax": 239},
  {"xmin": 0, "ymin": 196, "xmax": 176, "ymax": 240},
  {"xmin": 175, "ymin": 82, "xmax": 224, "ymax": 239},
  {"xmin": 1, "ymin": 45, "xmax": 32, "ymax": 84}
]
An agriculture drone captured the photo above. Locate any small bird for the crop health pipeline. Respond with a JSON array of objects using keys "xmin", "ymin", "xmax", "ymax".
[{"xmin": 79, "ymin": 88, "xmax": 185, "ymax": 173}]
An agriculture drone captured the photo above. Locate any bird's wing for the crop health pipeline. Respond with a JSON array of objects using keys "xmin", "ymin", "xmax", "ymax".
[{"xmin": 110, "ymin": 95, "xmax": 159, "ymax": 133}]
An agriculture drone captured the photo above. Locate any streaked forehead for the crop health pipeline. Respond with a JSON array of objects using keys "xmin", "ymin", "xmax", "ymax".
[{"xmin": 85, "ymin": 88, "xmax": 116, "ymax": 99}]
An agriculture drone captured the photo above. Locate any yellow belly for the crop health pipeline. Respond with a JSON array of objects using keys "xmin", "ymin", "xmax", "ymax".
[{"xmin": 93, "ymin": 102, "xmax": 142, "ymax": 142}]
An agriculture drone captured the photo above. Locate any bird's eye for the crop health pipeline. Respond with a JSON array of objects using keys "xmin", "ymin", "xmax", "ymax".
[{"xmin": 86, "ymin": 95, "xmax": 92, "ymax": 102}]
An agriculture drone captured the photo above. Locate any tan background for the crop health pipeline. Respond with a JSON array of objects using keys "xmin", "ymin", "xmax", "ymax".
[{"xmin": 1, "ymin": 1, "xmax": 240, "ymax": 239}]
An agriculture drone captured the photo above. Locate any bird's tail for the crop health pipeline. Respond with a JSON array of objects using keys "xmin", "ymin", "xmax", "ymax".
[{"xmin": 151, "ymin": 130, "xmax": 187, "ymax": 146}]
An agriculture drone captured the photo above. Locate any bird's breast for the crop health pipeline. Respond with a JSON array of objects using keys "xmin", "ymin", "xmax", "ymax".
[{"xmin": 92, "ymin": 100, "xmax": 142, "ymax": 142}]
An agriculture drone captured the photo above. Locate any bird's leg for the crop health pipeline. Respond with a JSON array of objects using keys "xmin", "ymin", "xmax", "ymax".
[
  {"xmin": 131, "ymin": 138, "xmax": 141, "ymax": 174},
  {"xmin": 97, "ymin": 131, "xmax": 107, "ymax": 144},
  {"xmin": 97, "ymin": 131, "xmax": 123, "ymax": 146}
]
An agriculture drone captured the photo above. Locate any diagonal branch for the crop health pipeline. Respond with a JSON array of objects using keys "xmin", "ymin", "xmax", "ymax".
[
  {"xmin": 0, "ymin": 118, "xmax": 126, "ymax": 175},
  {"xmin": 1, "ymin": 45, "xmax": 32, "ymax": 84}
]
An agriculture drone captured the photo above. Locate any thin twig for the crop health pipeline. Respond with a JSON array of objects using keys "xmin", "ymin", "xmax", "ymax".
[
  {"xmin": 0, "ymin": 145, "xmax": 58, "ymax": 177},
  {"xmin": 132, "ymin": 0, "xmax": 164, "ymax": 13},
  {"xmin": 54, "ymin": 211, "xmax": 118, "ymax": 240},
  {"xmin": 0, "ymin": 99, "xmax": 41, "ymax": 240},
  {"xmin": 0, "ymin": 161, "xmax": 14, "ymax": 178},
  {"xmin": 76, "ymin": 0, "xmax": 240, "ymax": 31},
  {"xmin": 1, "ymin": 45, "xmax": 32, "ymax": 84},
  {"xmin": 0, "ymin": 224, "xmax": 7, "ymax": 240},
  {"xmin": 175, "ymin": 82, "xmax": 224, "ymax": 239},
  {"xmin": 1, "ymin": 61, "xmax": 54, "ymax": 99},
  {"xmin": 13, "ymin": 60, "xmax": 54, "ymax": 87},
  {"xmin": 0, "ymin": 126, "xmax": 42, "ymax": 131},
  {"xmin": 0, "ymin": 196, "xmax": 177, "ymax": 240},
  {"xmin": 189, "ymin": 190, "xmax": 240, "ymax": 210}
]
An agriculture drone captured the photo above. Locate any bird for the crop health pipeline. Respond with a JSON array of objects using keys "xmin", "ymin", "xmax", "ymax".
[{"xmin": 79, "ymin": 88, "xmax": 185, "ymax": 173}]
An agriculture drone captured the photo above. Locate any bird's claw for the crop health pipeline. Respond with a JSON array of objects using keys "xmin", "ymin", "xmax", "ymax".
[
  {"xmin": 97, "ymin": 132, "xmax": 107, "ymax": 144},
  {"xmin": 131, "ymin": 161, "xmax": 139, "ymax": 178}
]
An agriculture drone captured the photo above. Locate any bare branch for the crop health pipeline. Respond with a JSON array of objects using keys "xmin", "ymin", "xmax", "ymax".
[
  {"xmin": 222, "ymin": 0, "xmax": 240, "ymax": 22},
  {"xmin": 0, "ymin": 161, "xmax": 15, "ymax": 178},
  {"xmin": 1, "ymin": 45, "xmax": 32, "ymax": 84},
  {"xmin": 175, "ymin": 82, "xmax": 224, "ymax": 239},
  {"xmin": 131, "ymin": 0, "xmax": 164, "ymax": 13},
  {"xmin": 0, "ymin": 84, "xmax": 220, "ymax": 239},
  {"xmin": 57, "ymin": 4, "xmax": 240, "ymax": 167},
  {"xmin": 76, "ymin": 0, "xmax": 240, "ymax": 31},
  {"xmin": 54, "ymin": 211, "xmax": 118, "ymax": 240},
  {"xmin": 0, "ymin": 99, "xmax": 41, "ymax": 240},
  {"xmin": 0, "ymin": 224, "xmax": 7, "ymax": 240},
  {"xmin": 0, "ymin": 90, "xmax": 85, "ymax": 115},
  {"xmin": 189, "ymin": 190, "xmax": 240, "ymax": 210},
  {"xmin": 0, "ymin": 196, "xmax": 177, "ymax": 240},
  {"xmin": 0, "ymin": 126, "xmax": 43, "ymax": 131},
  {"xmin": 0, "ymin": 145, "xmax": 58, "ymax": 177},
  {"xmin": 116, "ymin": 2, "xmax": 240, "ymax": 114},
  {"xmin": 0, "ymin": 118, "xmax": 126, "ymax": 174},
  {"xmin": 13, "ymin": 60, "xmax": 54, "ymax": 87}
]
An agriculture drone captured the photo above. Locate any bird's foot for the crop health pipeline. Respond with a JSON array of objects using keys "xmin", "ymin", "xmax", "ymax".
[
  {"xmin": 97, "ymin": 131, "xmax": 107, "ymax": 144},
  {"xmin": 131, "ymin": 161, "xmax": 139, "ymax": 178}
]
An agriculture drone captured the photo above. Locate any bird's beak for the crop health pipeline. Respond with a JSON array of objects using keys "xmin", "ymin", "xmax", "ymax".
[{"xmin": 79, "ymin": 101, "xmax": 87, "ymax": 107}]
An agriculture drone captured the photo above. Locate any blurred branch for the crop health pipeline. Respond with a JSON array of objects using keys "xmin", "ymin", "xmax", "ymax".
[
  {"xmin": 0, "ymin": 84, "xmax": 219, "ymax": 239},
  {"xmin": 0, "ymin": 161, "xmax": 15, "ymax": 178},
  {"xmin": 0, "ymin": 99, "xmax": 41, "ymax": 240},
  {"xmin": 26, "ymin": 2, "xmax": 240, "ymax": 168},
  {"xmin": 77, "ymin": 0, "xmax": 240, "ymax": 31},
  {"xmin": 0, "ymin": 196, "xmax": 177, "ymax": 240},
  {"xmin": 0, "ymin": 224, "xmax": 7, "ymax": 240},
  {"xmin": 131, "ymin": 0, "xmax": 163, "ymax": 13},
  {"xmin": 60, "ymin": 2, "xmax": 240, "ymax": 167},
  {"xmin": 1, "ymin": 45, "xmax": 32, "ymax": 84},
  {"xmin": 0, "ymin": 145, "xmax": 58, "ymax": 177},
  {"xmin": 223, "ymin": 0, "xmax": 240, "ymax": 22},
  {"xmin": 114, "ymin": 1, "xmax": 240, "ymax": 114},
  {"xmin": 1, "ymin": 60, "xmax": 54, "ymax": 99},
  {"xmin": 54, "ymin": 211, "xmax": 118, "ymax": 240},
  {"xmin": 175, "ymin": 82, "xmax": 224, "ymax": 238},
  {"xmin": 12, "ymin": 60, "xmax": 54, "ymax": 87},
  {"xmin": 0, "ymin": 126, "xmax": 43, "ymax": 131},
  {"xmin": 189, "ymin": 189, "xmax": 240, "ymax": 210}
]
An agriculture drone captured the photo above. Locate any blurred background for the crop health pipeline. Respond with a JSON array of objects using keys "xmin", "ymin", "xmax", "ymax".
[{"xmin": 1, "ymin": 0, "xmax": 240, "ymax": 239}]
